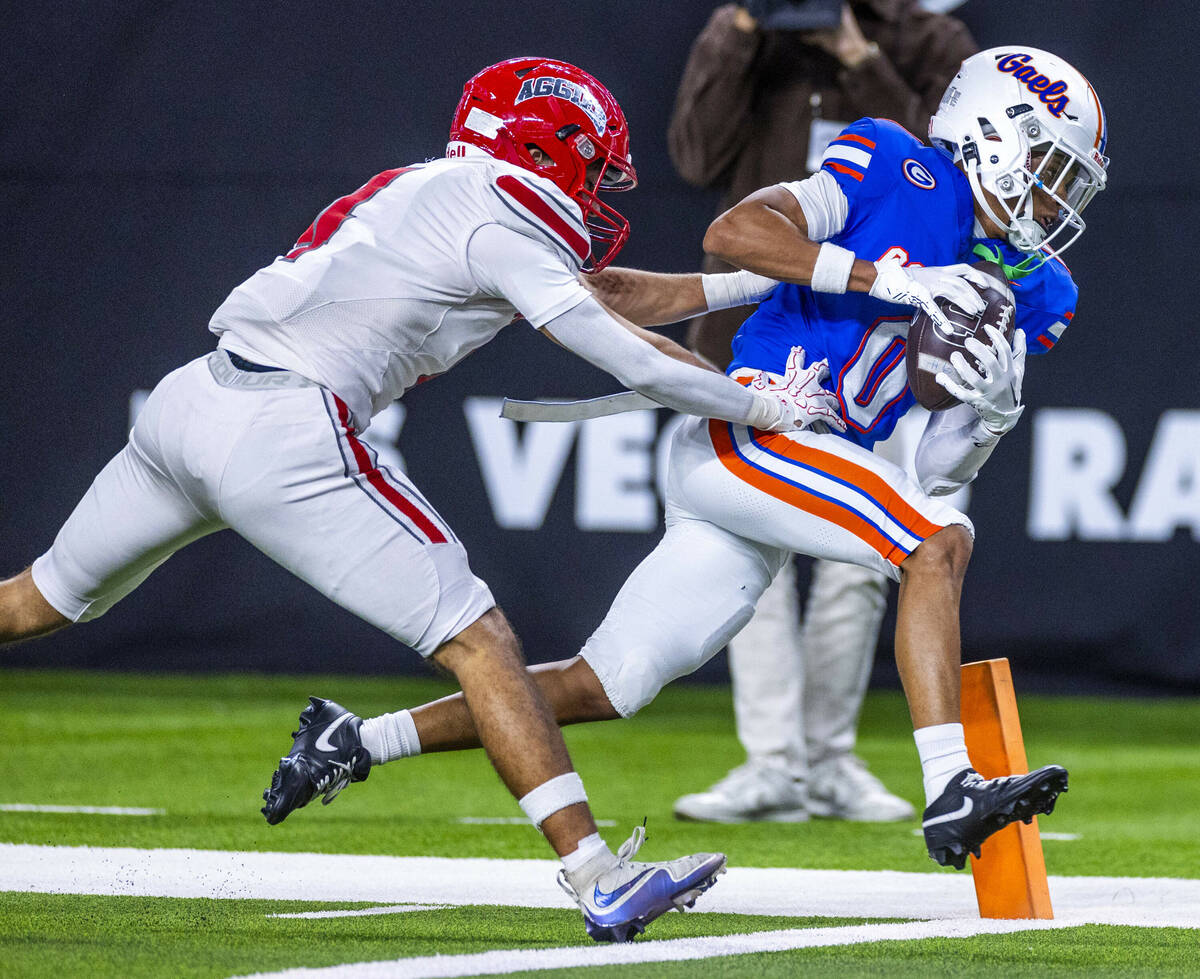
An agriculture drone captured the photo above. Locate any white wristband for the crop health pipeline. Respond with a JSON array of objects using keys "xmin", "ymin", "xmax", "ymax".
[
  {"xmin": 810, "ymin": 242, "xmax": 855, "ymax": 294},
  {"xmin": 746, "ymin": 391, "xmax": 783, "ymax": 432},
  {"xmin": 518, "ymin": 771, "xmax": 588, "ymax": 829},
  {"xmin": 701, "ymin": 270, "xmax": 779, "ymax": 311}
]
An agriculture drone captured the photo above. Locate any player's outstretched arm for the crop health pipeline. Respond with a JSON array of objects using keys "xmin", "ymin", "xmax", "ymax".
[
  {"xmin": 466, "ymin": 222, "xmax": 802, "ymax": 431},
  {"xmin": 542, "ymin": 296, "xmax": 793, "ymax": 431},
  {"xmin": 582, "ymin": 267, "xmax": 777, "ymax": 329}
]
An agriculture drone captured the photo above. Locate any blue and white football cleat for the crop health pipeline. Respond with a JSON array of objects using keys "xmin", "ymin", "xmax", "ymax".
[
  {"xmin": 261, "ymin": 697, "xmax": 371, "ymax": 825},
  {"xmin": 557, "ymin": 825, "xmax": 727, "ymax": 942},
  {"xmin": 922, "ymin": 765, "xmax": 1069, "ymax": 869}
]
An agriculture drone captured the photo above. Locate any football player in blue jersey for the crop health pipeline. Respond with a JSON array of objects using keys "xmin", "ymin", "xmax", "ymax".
[{"xmin": 305, "ymin": 47, "xmax": 1108, "ymax": 871}]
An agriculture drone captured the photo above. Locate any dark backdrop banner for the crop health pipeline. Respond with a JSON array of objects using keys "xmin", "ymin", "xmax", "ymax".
[{"xmin": 2, "ymin": 2, "xmax": 1196, "ymax": 693}]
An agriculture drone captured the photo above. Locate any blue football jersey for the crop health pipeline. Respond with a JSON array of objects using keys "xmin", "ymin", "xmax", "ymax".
[
  {"xmin": 728, "ymin": 117, "xmax": 1078, "ymax": 449},
  {"xmin": 970, "ymin": 238, "xmax": 1078, "ymax": 355}
]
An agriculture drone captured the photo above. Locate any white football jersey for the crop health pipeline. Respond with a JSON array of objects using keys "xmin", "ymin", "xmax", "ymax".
[{"xmin": 209, "ymin": 147, "xmax": 592, "ymax": 432}]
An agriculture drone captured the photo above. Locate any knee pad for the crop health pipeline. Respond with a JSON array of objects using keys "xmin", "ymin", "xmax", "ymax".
[
  {"xmin": 582, "ymin": 601, "xmax": 755, "ymax": 717},
  {"xmin": 578, "ymin": 518, "xmax": 776, "ymax": 717}
]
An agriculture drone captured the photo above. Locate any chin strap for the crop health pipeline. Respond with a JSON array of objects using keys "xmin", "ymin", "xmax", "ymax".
[
  {"xmin": 972, "ymin": 242, "xmax": 1043, "ymax": 279},
  {"xmin": 963, "ymin": 162, "xmax": 1047, "ymax": 274}
]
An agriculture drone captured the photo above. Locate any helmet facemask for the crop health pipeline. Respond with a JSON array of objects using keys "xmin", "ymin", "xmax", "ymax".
[
  {"xmin": 567, "ymin": 128, "xmax": 637, "ymax": 272},
  {"xmin": 965, "ymin": 116, "xmax": 1107, "ymax": 262}
]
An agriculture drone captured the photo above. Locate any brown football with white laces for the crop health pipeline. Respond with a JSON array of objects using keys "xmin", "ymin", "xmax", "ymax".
[{"xmin": 906, "ymin": 259, "xmax": 1015, "ymax": 411}]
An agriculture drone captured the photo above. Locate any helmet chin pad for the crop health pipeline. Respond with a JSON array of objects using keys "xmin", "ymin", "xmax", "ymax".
[{"xmin": 1007, "ymin": 216, "xmax": 1045, "ymax": 252}]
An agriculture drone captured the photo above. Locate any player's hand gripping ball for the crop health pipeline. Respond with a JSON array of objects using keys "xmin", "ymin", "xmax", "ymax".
[{"xmin": 905, "ymin": 260, "xmax": 1016, "ymax": 411}]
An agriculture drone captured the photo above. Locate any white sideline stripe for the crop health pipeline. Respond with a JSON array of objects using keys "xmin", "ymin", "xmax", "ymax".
[
  {"xmin": 2, "ymin": 844, "xmax": 1198, "ymax": 928},
  {"xmin": 0, "ymin": 804, "xmax": 165, "ymax": 816},
  {"xmin": 230, "ymin": 919, "xmax": 1068, "ymax": 979},
  {"xmin": 909, "ymin": 828, "xmax": 1081, "ymax": 841},
  {"xmin": 266, "ymin": 904, "xmax": 444, "ymax": 920},
  {"xmin": 456, "ymin": 817, "xmax": 616, "ymax": 827}
]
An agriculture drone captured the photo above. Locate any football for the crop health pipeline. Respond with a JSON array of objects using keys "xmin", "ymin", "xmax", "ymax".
[{"xmin": 905, "ymin": 259, "xmax": 1016, "ymax": 411}]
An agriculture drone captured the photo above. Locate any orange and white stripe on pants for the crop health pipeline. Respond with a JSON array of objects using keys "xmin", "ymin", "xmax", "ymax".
[{"xmin": 707, "ymin": 419, "xmax": 958, "ymax": 572}]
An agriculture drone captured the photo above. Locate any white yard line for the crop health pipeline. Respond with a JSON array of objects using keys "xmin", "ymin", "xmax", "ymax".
[
  {"xmin": 0, "ymin": 804, "xmax": 164, "ymax": 816},
  {"xmin": 2, "ymin": 843, "xmax": 1198, "ymax": 928},
  {"xmin": 909, "ymin": 828, "xmax": 1080, "ymax": 841},
  {"xmin": 224, "ymin": 919, "xmax": 1073, "ymax": 979},
  {"xmin": 455, "ymin": 817, "xmax": 616, "ymax": 827},
  {"xmin": 266, "ymin": 905, "xmax": 445, "ymax": 920}
]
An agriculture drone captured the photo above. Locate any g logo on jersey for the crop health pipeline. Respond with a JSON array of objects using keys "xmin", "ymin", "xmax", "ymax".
[
  {"xmin": 902, "ymin": 159, "xmax": 937, "ymax": 190},
  {"xmin": 515, "ymin": 76, "xmax": 608, "ymax": 135}
]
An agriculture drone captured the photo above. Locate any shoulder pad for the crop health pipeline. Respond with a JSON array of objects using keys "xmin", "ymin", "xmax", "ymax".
[
  {"xmin": 819, "ymin": 118, "xmax": 881, "ymax": 189},
  {"xmin": 487, "ymin": 169, "xmax": 591, "ymax": 268}
]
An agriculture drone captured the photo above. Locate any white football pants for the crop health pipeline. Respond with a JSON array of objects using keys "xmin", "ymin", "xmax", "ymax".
[
  {"xmin": 727, "ymin": 409, "xmax": 971, "ymax": 776},
  {"xmin": 581, "ymin": 414, "xmax": 971, "ymax": 717},
  {"xmin": 32, "ymin": 351, "xmax": 495, "ymax": 657}
]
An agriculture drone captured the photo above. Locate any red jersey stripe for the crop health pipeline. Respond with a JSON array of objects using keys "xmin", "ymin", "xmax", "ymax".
[
  {"xmin": 824, "ymin": 161, "xmax": 865, "ymax": 182},
  {"xmin": 287, "ymin": 168, "xmax": 417, "ymax": 260},
  {"xmin": 1037, "ymin": 334, "xmax": 1054, "ymax": 349},
  {"xmin": 496, "ymin": 175, "xmax": 590, "ymax": 263},
  {"xmin": 834, "ymin": 133, "xmax": 877, "ymax": 149},
  {"xmin": 332, "ymin": 396, "xmax": 448, "ymax": 544}
]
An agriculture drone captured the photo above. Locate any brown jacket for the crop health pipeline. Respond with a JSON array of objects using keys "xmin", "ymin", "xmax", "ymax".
[{"xmin": 668, "ymin": 0, "xmax": 976, "ymax": 364}]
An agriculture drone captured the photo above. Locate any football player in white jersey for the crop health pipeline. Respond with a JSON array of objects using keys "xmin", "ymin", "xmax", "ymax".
[{"xmin": 0, "ymin": 57, "xmax": 843, "ymax": 943}]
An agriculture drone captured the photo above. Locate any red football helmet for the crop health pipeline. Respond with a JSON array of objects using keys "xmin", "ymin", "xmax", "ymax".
[{"xmin": 449, "ymin": 56, "xmax": 638, "ymax": 272}]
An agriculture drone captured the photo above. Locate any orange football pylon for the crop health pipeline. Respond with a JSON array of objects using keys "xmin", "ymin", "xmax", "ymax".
[{"xmin": 960, "ymin": 658, "xmax": 1054, "ymax": 919}]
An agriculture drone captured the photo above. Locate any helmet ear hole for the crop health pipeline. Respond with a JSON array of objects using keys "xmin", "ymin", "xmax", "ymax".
[{"xmin": 977, "ymin": 117, "xmax": 1003, "ymax": 142}]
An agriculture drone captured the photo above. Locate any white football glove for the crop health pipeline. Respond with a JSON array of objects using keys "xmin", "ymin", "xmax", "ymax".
[
  {"xmin": 751, "ymin": 345, "xmax": 847, "ymax": 434},
  {"xmin": 936, "ymin": 326, "xmax": 1027, "ymax": 436},
  {"xmin": 869, "ymin": 259, "xmax": 990, "ymax": 336}
]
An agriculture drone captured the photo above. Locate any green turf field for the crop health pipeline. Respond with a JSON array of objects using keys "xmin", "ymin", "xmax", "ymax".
[{"xmin": 1, "ymin": 669, "xmax": 1198, "ymax": 977}]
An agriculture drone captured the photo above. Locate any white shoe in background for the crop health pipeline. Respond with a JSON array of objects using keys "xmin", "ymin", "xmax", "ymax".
[
  {"xmin": 673, "ymin": 762, "xmax": 808, "ymax": 823},
  {"xmin": 806, "ymin": 754, "xmax": 915, "ymax": 822}
]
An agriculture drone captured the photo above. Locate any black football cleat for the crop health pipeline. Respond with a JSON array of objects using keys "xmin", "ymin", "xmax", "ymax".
[
  {"xmin": 922, "ymin": 765, "xmax": 1068, "ymax": 870},
  {"xmin": 261, "ymin": 697, "xmax": 371, "ymax": 825}
]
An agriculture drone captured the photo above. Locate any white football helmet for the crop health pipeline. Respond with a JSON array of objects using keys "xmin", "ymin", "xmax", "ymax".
[{"xmin": 929, "ymin": 46, "xmax": 1109, "ymax": 262}]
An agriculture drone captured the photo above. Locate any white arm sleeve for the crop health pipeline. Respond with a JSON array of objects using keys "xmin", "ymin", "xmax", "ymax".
[
  {"xmin": 778, "ymin": 170, "xmax": 850, "ymax": 242},
  {"xmin": 542, "ymin": 295, "xmax": 774, "ymax": 427},
  {"xmin": 914, "ymin": 403, "xmax": 1005, "ymax": 497},
  {"xmin": 466, "ymin": 222, "xmax": 592, "ymax": 327}
]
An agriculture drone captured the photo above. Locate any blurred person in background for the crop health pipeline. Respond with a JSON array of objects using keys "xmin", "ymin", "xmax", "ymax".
[{"xmin": 667, "ymin": 0, "xmax": 976, "ymax": 824}]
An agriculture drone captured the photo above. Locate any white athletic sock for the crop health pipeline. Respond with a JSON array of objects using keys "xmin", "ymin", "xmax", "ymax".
[
  {"xmin": 359, "ymin": 709, "xmax": 421, "ymax": 766},
  {"xmin": 914, "ymin": 722, "xmax": 973, "ymax": 807},
  {"xmin": 562, "ymin": 832, "xmax": 617, "ymax": 891}
]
